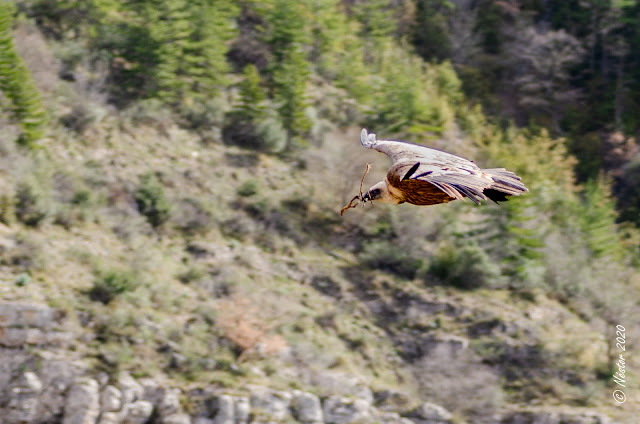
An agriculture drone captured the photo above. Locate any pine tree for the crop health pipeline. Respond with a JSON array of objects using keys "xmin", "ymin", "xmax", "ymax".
[
  {"xmin": 105, "ymin": 0, "xmax": 238, "ymax": 104},
  {"xmin": 411, "ymin": 0, "xmax": 454, "ymax": 61},
  {"xmin": 267, "ymin": 0, "xmax": 309, "ymax": 64},
  {"xmin": 580, "ymin": 177, "xmax": 622, "ymax": 258},
  {"xmin": 499, "ymin": 198, "xmax": 546, "ymax": 288},
  {"xmin": 186, "ymin": 0, "xmax": 238, "ymax": 98},
  {"xmin": 272, "ymin": 45, "xmax": 311, "ymax": 140},
  {"xmin": 148, "ymin": 0, "xmax": 193, "ymax": 102},
  {"xmin": 237, "ymin": 64, "xmax": 266, "ymax": 121},
  {"xmin": 0, "ymin": 2, "xmax": 47, "ymax": 147},
  {"xmin": 223, "ymin": 63, "xmax": 287, "ymax": 153},
  {"xmin": 265, "ymin": 0, "xmax": 312, "ymax": 141},
  {"xmin": 355, "ymin": 0, "xmax": 396, "ymax": 42}
]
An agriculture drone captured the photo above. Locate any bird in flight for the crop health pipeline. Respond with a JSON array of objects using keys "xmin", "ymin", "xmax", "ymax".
[{"xmin": 341, "ymin": 129, "xmax": 528, "ymax": 214}]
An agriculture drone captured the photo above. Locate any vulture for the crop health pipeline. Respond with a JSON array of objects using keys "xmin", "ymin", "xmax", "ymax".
[{"xmin": 341, "ymin": 129, "xmax": 528, "ymax": 214}]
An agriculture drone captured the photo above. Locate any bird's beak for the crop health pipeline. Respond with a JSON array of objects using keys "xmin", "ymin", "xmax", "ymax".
[{"xmin": 362, "ymin": 192, "xmax": 371, "ymax": 203}]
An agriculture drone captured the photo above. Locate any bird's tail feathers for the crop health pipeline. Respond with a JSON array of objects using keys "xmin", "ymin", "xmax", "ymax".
[{"xmin": 482, "ymin": 168, "xmax": 529, "ymax": 197}]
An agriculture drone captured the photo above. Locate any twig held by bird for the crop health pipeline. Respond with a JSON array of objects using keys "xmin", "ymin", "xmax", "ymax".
[{"xmin": 340, "ymin": 163, "xmax": 371, "ymax": 215}]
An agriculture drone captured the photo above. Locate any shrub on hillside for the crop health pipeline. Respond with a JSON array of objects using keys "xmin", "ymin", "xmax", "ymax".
[
  {"xmin": 89, "ymin": 269, "xmax": 138, "ymax": 304},
  {"xmin": 237, "ymin": 179, "xmax": 259, "ymax": 197},
  {"xmin": 14, "ymin": 180, "xmax": 49, "ymax": 227},
  {"xmin": 223, "ymin": 109, "xmax": 287, "ymax": 153},
  {"xmin": 0, "ymin": 232, "xmax": 46, "ymax": 272},
  {"xmin": 134, "ymin": 173, "xmax": 171, "ymax": 228},
  {"xmin": 0, "ymin": 194, "xmax": 14, "ymax": 225},
  {"xmin": 428, "ymin": 243, "xmax": 503, "ymax": 290},
  {"xmin": 359, "ymin": 241, "xmax": 425, "ymax": 280},
  {"xmin": 171, "ymin": 197, "xmax": 213, "ymax": 236}
]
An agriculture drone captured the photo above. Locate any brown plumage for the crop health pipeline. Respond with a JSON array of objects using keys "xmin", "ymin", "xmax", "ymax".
[{"xmin": 357, "ymin": 129, "xmax": 528, "ymax": 207}]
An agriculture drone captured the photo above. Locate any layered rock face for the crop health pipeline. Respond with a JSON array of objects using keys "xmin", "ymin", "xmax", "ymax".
[{"xmin": 0, "ymin": 303, "xmax": 613, "ymax": 424}]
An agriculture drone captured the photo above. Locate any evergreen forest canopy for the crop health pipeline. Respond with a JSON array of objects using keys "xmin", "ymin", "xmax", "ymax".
[
  {"xmin": 3, "ymin": 0, "xmax": 640, "ymax": 223},
  {"xmin": 0, "ymin": 0, "xmax": 640, "ymax": 422}
]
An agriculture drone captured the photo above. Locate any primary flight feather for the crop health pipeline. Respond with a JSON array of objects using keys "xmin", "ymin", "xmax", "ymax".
[{"xmin": 348, "ymin": 129, "xmax": 528, "ymax": 209}]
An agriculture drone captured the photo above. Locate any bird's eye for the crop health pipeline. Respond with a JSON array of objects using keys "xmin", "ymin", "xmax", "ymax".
[{"xmin": 370, "ymin": 189, "xmax": 381, "ymax": 198}]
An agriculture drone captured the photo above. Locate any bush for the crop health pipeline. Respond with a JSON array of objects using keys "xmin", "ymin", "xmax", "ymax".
[
  {"xmin": 223, "ymin": 108, "xmax": 287, "ymax": 153},
  {"xmin": 359, "ymin": 241, "xmax": 425, "ymax": 280},
  {"xmin": 171, "ymin": 198, "xmax": 213, "ymax": 235},
  {"xmin": 428, "ymin": 243, "xmax": 503, "ymax": 290},
  {"xmin": 14, "ymin": 180, "xmax": 49, "ymax": 227},
  {"xmin": 14, "ymin": 272, "xmax": 31, "ymax": 287},
  {"xmin": 237, "ymin": 180, "xmax": 259, "ymax": 197},
  {"xmin": 134, "ymin": 173, "xmax": 171, "ymax": 228},
  {"xmin": 89, "ymin": 269, "xmax": 138, "ymax": 304},
  {"xmin": 180, "ymin": 97, "xmax": 227, "ymax": 132},
  {"xmin": 0, "ymin": 194, "xmax": 14, "ymax": 225},
  {"xmin": 122, "ymin": 99, "xmax": 174, "ymax": 130},
  {"xmin": 0, "ymin": 232, "xmax": 46, "ymax": 271}
]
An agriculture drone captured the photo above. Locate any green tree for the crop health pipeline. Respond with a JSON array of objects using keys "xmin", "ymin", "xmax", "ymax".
[
  {"xmin": 411, "ymin": 0, "xmax": 454, "ymax": 61},
  {"xmin": 366, "ymin": 48, "xmax": 457, "ymax": 136},
  {"xmin": 0, "ymin": 2, "xmax": 47, "ymax": 147},
  {"xmin": 237, "ymin": 64, "xmax": 266, "ymax": 121},
  {"xmin": 272, "ymin": 45, "xmax": 312, "ymax": 140},
  {"xmin": 147, "ymin": 0, "xmax": 238, "ymax": 103},
  {"xmin": 355, "ymin": 0, "xmax": 396, "ymax": 42},
  {"xmin": 580, "ymin": 177, "xmax": 622, "ymax": 258},
  {"xmin": 186, "ymin": 0, "xmax": 238, "ymax": 96},
  {"xmin": 90, "ymin": 0, "xmax": 237, "ymax": 104},
  {"xmin": 262, "ymin": 0, "xmax": 312, "ymax": 141},
  {"xmin": 494, "ymin": 198, "xmax": 545, "ymax": 289},
  {"xmin": 266, "ymin": 0, "xmax": 310, "ymax": 64},
  {"xmin": 223, "ymin": 62, "xmax": 287, "ymax": 153}
]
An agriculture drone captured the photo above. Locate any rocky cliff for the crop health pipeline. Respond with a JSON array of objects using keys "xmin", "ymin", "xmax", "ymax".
[{"xmin": 0, "ymin": 302, "xmax": 614, "ymax": 424}]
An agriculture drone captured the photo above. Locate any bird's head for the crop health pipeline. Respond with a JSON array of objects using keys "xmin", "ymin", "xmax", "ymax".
[{"xmin": 362, "ymin": 181, "xmax": 401, "ymax": 204}]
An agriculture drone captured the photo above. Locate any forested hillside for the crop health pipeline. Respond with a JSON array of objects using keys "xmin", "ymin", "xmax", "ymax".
[{"xmin": 0, "ymin": 1, "xmax": 639, "ymax": 423}]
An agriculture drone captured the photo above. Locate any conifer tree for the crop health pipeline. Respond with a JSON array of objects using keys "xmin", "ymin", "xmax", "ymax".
[
  {"xmin": 110, "ymin": 0, "xmax": 237, "ymax": 104},
  {"xmin": 272, "ymin": 45, "xmax": 312, "ymax": 140},
  {"xmin": 267, "ymin": 0, "xmax": 309, "ymax": 64},
  {"xmin": 186, "ymin": 0, "xmax": 238, "ymax": 98},
  {"xmin": 237, "ymin": 64, "xmax": 266, "ymax": 121},
  {"xmin": 580, "ymin": 177, "xmax": 621, "ymax": 258},
  {"xmin": 355, "ymin": 0, "xmax": 396, "ymax": 42},
  {"xmin": 149, "ymin": 0, "xmax": 193, "ymax": 102},
  {"xmin": 499, "ymin": 198, "xmax": 545, "ymax": 288},
  {"xmin": 266, "ymin": 0, "xmax": 312, "ymax": 141},
  {"xmin": 307, "ymin": 0, "xmax": 369, "ymax": 104},
  {"xmin": 411, "ymin": 0, "xmax": 453, "ymax": 60},
  {"xmin": 0, "ymin": 2, "xmax": 47, "ymax": 147}
]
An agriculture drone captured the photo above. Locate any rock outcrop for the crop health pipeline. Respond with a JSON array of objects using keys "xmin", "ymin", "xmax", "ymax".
[
  {"xmin": 501, "ymin": 410, "xmax": 612, "ymax": 424},
  {"xmin": 0, "ymin": 302, "xmax": 73, "ymax": 348},
  {"xmin": 0, "ymin": 302, "xmax": 615, "ymax": 424}
]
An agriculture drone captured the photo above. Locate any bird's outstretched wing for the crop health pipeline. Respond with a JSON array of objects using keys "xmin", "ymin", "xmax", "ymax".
[{"xmin": 361, "ymin": 129, "xmax": 528, "ymax": 205}]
